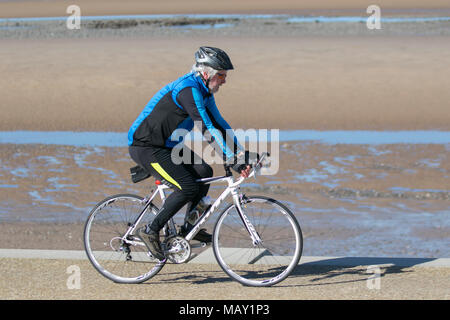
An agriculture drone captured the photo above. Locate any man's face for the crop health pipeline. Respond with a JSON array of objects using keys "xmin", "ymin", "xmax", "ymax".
[{"xmin": 206, "ymin": 70, "xmax": 227, "ymax": 94}]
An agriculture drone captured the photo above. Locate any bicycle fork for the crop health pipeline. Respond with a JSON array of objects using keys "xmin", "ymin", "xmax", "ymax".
[{"xmin": 232, "ymin": 190, "xmax": 263, "ymax": 246}]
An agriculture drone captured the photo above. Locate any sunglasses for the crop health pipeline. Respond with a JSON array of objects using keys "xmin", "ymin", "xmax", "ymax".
[{"xmin": 215, "ymin": 73, "xmax": 227, "ymax": 80}]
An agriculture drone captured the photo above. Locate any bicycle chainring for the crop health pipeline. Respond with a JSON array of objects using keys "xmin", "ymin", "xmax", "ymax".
[{"xmin": 164, "ymin": 236, "xmax": 191, "ymax": 264}]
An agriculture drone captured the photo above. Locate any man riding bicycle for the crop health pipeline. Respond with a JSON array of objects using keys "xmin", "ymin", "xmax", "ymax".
[{"xmin": 128, "ymin": 47, "xmax": 254, "ymax": 261}]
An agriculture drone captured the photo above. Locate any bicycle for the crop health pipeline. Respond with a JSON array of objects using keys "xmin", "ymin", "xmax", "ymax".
[{"xmin": 84, "ymin": 153, "xmax": 303, "ymax": 287}]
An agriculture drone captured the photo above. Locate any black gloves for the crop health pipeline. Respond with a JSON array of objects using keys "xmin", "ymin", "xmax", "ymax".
[{"xmin": 230, "ymin": 151, "xmax": 260, "ymax": 174}]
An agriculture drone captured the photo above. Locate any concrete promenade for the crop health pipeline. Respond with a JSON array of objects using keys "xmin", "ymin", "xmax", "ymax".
[
  {"xmin": 0, "ymin": 249, "xmax": 449, "ymax": 300},
  {"xmin": 1, "ymin": 248, "xmax": 450, "ymax": 268}
]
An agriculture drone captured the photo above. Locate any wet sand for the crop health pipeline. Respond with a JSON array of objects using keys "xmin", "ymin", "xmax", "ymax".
[{"xmin": 0, "ymin": 142, "xmax": 448, "ymax": 258}]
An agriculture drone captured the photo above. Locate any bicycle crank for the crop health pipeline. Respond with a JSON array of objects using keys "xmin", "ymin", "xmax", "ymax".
[{"xmin": 164, "ymin": 236, "xmax": 191, "ymax": 264}]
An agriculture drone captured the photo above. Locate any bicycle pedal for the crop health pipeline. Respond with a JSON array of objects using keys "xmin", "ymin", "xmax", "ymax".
[{"xmin": 191, "ymin": 242, "xmax": 208, "ymax": 248}]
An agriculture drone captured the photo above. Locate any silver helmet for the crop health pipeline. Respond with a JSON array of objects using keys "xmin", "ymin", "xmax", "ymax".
[{"xmin": 194, "ymin": 46, "xmax": 234, "ymax": 70}]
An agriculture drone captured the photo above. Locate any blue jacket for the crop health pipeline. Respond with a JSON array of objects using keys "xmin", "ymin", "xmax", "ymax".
[{"xmin": 128, "ymin": 72, "xmax": 242, "ymax": 160}]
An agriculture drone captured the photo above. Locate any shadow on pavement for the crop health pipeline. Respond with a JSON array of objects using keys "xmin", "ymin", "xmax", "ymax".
[
  {"xmin": 277, "ymin": 256, "xmax": 438, "ymax": 287},
  {"xmin": 142, "ymin": 257, "xmax": 438, "ymax": 287},
  {"xmin": 299, "ymin": 256, "xmax": 437, "ymax": 268}
]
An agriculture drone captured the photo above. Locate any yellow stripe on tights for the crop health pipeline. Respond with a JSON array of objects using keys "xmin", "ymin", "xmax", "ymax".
[{"xmin": 150, "ymin": 163, "xmax": 182, "ymax": 190}]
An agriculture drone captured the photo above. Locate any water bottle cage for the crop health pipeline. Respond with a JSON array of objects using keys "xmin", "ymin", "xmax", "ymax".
[{"xmin": 186, "ymin": 209, "xmax": 201, "ymax": 225}]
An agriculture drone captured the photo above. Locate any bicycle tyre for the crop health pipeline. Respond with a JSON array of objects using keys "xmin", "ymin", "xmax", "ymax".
[
  {"xmin": 213, "ymin": 195, "xmax": 302, "ymax": 287},
  {"xmin": 84, "ymin": 194, "xmax": 165, "ymax": 284}
]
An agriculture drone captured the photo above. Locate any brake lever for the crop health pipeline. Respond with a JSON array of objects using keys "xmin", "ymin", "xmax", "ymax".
[
  {"xmin": 253, "ymin": 164, "xmax": 258, "ymax": 181},
  {"xmin": 252, "ymin": 152, "xmax": 270, "ymax": 180}
]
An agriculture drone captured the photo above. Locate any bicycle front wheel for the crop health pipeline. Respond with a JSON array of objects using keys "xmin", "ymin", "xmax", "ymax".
[
  {"xmin": 213, "ymin": 196, "xmax": 303, "ymax": 287},
  {"xmin": 84, "ymin": 194, "xmax": 165, "ymax": 284}
]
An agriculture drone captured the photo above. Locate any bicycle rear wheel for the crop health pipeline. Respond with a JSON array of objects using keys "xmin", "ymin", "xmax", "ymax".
[
  {"xmin": 213, "ymin": 196, "xmax": 302, "ymax": 287},
  {"xmin": 84, "ymin": 194, "xmax": 165, "ymax": 284}
]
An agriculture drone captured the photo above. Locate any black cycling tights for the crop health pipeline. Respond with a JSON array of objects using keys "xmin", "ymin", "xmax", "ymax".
[{"xmin": 129, "ymin": 145, "xmax": 213, "ymax": 232}]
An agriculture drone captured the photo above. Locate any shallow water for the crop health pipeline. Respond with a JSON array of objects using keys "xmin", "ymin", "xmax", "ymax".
[
  {"xmin": 165, "ymin": 23, "xmax": 234, "ymax": 30},
  {"xmin": 1, "ymin": 14, "xmax": 449, "ymax": 24},
  {"xmin": 287, "ymin": 16, "xmax": 450, "ymax": 23},
  {"xmin": 1, "ymin": 130, "xmax": 450, "ymax": 147},
  {"xmin": 0, "ymin": 137, "xmax": 448, "ymax": 258}
]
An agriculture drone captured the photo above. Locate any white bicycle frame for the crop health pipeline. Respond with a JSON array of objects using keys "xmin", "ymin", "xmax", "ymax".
[
  {"xmin": 185, "ymin": 174, "xmax": 262, "ymax": 246},
  {"xmin": 122, "ymin": 153, "xmax": 269, "ymax": 247}
]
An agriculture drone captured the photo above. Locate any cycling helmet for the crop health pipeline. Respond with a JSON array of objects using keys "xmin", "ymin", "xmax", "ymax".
[{"xmin": 195, "ymin": 46, "xmax": 234, "ymax": 71}]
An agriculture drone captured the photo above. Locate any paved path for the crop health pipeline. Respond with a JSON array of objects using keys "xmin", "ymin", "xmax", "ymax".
[{"xmin": 0, "ymin": 249, "xmax": 449, "ymax": 300}]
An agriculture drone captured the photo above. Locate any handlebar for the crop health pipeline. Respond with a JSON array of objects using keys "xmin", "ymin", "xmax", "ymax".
[
  {"xmin": 223, "ymin": 152, "xmax": 270, "ymax": 180},
  {"xmin": 253, "ymin": 152, "xmax": 270, "ymax": 170}
]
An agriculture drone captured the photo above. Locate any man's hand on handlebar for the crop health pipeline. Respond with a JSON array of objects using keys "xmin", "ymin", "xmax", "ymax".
[
  {"xmin": 239, "ymin": 165, "xmax": 252, "ymax": 178},
  {"xmin": 230, "ymin": 151, "xmax": 260, "ymax": 178}
]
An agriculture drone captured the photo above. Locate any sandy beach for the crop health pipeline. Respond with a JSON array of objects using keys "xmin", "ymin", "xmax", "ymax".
[
  {"xmin": 1, "ymin": 35, "xmax": 450, "ymax": 131},
  {"xmin": 0, "ymin": 0, "xmax": 449, "ymax": 300}
]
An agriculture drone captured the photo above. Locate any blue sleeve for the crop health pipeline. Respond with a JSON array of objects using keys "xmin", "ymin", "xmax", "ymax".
[
  {"xmin": 177, "ymin": 87, "xmax": 236, "ymax": 160},
  {"xmin": 205, "ymin": 96, "xmax": 244, "ymax": 154}
]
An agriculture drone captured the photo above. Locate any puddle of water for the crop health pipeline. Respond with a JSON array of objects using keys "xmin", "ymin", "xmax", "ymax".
[
  {"xmin": 279, "ymin": 130, "xmax": 450, "ymax": 144},
  {"xmin": 390, "ymin": 187, "xmax": 449, "ymax": 193},
  {"xmin": 1, "ymin": 14, "xmax": 449, "ymax": 24},
  {"xmin": 46, "ymin": 177, "xmax": 79, "ymax": 192},
  {"xmin": 0, "ymin": 14, "xmax": 278, "ymax": 23},
  {"xmin": 417, "ymin": 159, "xmax": 441, "ymax": 168},
  {"xmin": 1, "ymin": 130, "xmax": 450, "ymax": 146},
  {"xmin": 294, "ymin": 169, "xmax": 329, "ymax": 183},
  {"xmin": 319, "ymin": 161, "xmax": 346, "ymax": 175},
  {"xmin": 287, "ymin": 16, "xmax": 450, "ymax": 23},
  {"xmin": 166, "ymin": 23, "xmax": 234, "ymax": 30},
  {"xmin": 10, "ymin": 167, "xmax": 30, "ymax": 178},
  {"xmin": 333, "ymin": 155, "xmax": 359, "ymax": 165},
  {"xmin": 73, "ymin": 148, "xmax": 120, "ymax": 178},
  {"xmin": 367, "ymin": 146, "xmax": 392, "ymax": 156},
  {"xmin": 36, "ymin": 156, "xmax": 62, "ymax": 166}
]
